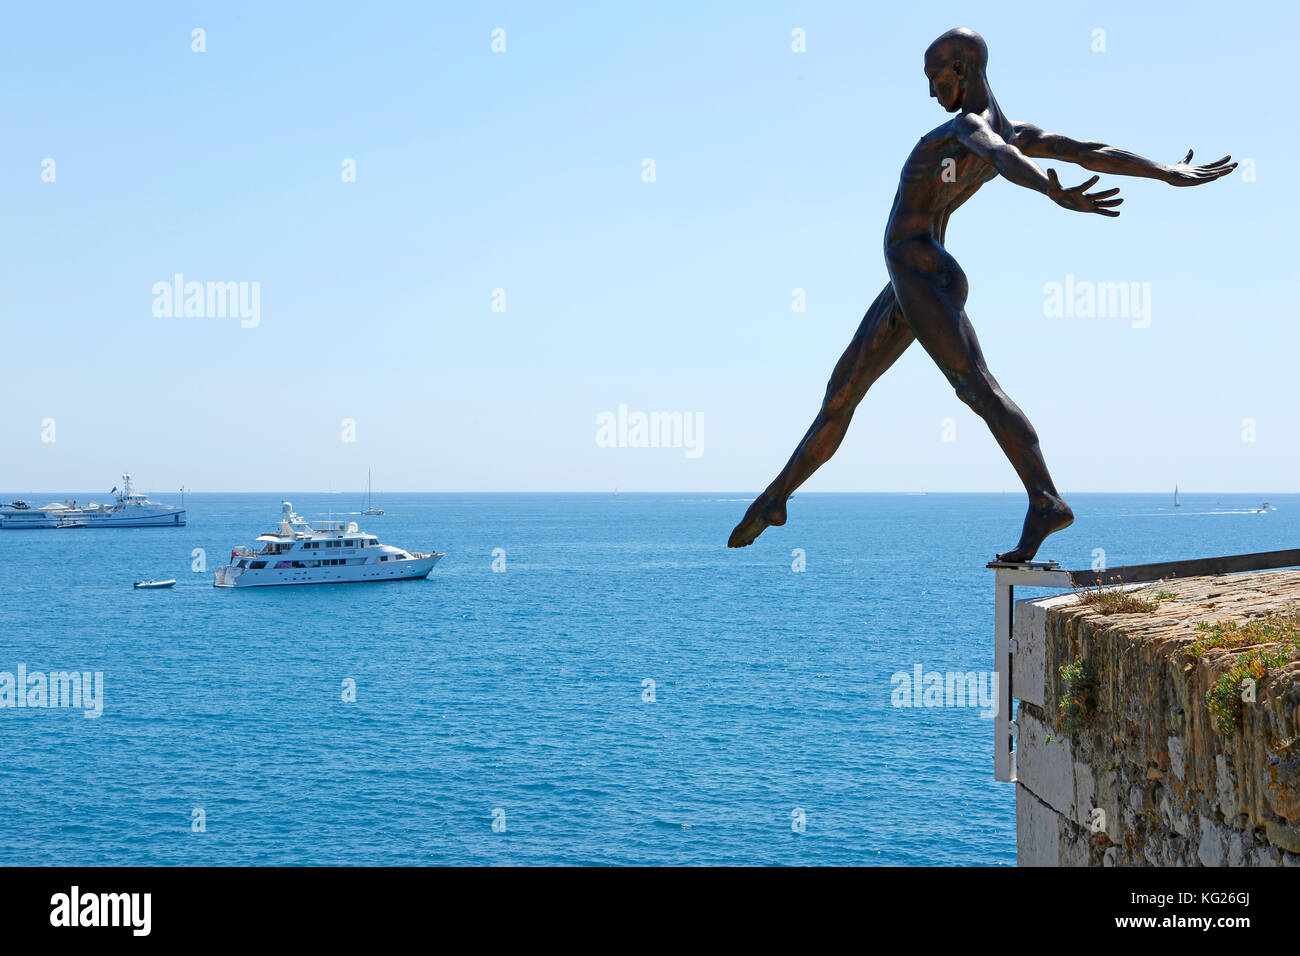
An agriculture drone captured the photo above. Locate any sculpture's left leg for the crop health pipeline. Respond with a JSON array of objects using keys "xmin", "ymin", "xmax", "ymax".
[{"xmin": 728, "ymin": 282, "xmax": 913, "ymax": 548}]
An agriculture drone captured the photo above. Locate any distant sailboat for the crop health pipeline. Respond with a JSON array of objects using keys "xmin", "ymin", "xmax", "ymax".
[
  {"xmin": 1174, "ymin": 485, "xmax": 1181, "ymax": 508},
  {"xmin": 362, "ymin": 469, "xmax": 385, "ymax": 516}
]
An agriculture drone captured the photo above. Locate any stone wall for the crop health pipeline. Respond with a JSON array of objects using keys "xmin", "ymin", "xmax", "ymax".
[{"xmin": 1014, "ymin": 569, "xmax": 1300, "ymax": 866}]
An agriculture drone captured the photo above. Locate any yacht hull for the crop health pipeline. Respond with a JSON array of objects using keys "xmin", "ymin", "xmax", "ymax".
[
  {"xmin": 0, "ymin": 509, "xmax": 186, "ymax": 529},
  {"xmin": 214, "ymin": 553, "xmax": 441, "ymax": 588}
]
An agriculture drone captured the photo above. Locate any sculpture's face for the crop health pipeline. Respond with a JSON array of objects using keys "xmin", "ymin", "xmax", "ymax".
[{"xmin": 925, "ymin": 56, "xmax": 965, "ymax": 113}]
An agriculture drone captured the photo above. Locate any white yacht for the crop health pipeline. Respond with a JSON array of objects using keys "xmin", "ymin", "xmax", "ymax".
[
  {"xmin": 214, "ymin": 501, "xmax": 442, "ymax": 588},
  {"xmin": 0, "ymin": 474, "xmax": 185, "ymax": 529}
]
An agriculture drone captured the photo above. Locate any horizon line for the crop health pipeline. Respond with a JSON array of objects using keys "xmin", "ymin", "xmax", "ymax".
[{"xmin": 2, "ymin": 489, "xmax": 1292, "ymax": 497}]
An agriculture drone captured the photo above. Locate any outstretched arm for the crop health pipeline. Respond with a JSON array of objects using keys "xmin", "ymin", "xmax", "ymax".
[
  {"xmin": 956, "ymin": 114, "xmax": 1123, "ymax": 216},
  {"xmin": 1012, "ymin": 122, "xmax": 1236, "ymax": 186}
]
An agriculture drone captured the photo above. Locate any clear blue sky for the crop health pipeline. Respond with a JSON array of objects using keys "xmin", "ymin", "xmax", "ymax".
[{"xmin": 2, "ymin": 1, "xmax": 1295, "ymax": 494}]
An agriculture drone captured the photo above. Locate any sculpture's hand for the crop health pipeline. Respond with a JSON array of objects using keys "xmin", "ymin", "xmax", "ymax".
[
  {"xmin": 1046, "ymin": 169, "xmax": 1123, "ymax": 217},
  {"xmin": 1164, "ymin": 150, "xmax": 1236, "ymax": 186}
]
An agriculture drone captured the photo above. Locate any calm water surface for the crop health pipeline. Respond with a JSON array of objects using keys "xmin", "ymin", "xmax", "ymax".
[{"xmin": 0, "ymin": 492, "xmax": 1293, "ymax": 865}]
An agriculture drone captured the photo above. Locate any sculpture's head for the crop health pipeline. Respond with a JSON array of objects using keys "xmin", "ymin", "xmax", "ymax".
[{"xmin": 924, "ymin": 28, "xmax": 988, "ymax": 113}]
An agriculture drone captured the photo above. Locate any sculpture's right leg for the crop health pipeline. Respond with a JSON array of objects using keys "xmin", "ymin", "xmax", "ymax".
[
  {"xmin": 728, "ymin": 283, "xmax": 914, "ymax": 548},
  {"xmin": 884, "ymin": 238, "xmax": 1072, "ymax": 563}
]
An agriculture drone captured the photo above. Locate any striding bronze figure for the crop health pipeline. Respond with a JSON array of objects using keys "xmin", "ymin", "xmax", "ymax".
[{"xmin": 729, "ymin": 28, "xmax": 1235, "ymax": 561}]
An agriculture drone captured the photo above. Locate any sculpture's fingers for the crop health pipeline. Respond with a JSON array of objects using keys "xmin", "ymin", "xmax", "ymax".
[
  {"xmin": 1182, "ymin": 149, "xmax": 1194, "ymax": 164},
  {"xmin": 1094, "ymin": 198, "xmax": 1123, "ymax": 208},
  {"xmin": 1096, "ymin": 208, "xmax": 1121, "ymax": 217},
  {"xmin": 1089, "ymin": 187, "xmax": 1121, "ymax": 199},
  {"xmin": 1203, "ymin": 155, "xmax": 1231, "ymax": 168},
  {"xmin": 1075, "ymin": 175, "xmax": 1100, "ymax": 192},
  {"xmin": 1047, "ymin": 168, "xmax": 1061, "ymax": 188}
]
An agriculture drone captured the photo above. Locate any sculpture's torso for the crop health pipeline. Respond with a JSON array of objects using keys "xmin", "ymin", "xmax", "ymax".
[{"xmin": 884, "ymin": 110, "xmax": 1014, "ymax": 251}]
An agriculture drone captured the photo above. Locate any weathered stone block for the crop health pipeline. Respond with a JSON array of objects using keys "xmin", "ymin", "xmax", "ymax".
[
  {"xmin": 1013, "ymin": 593, "xmax": 1081, "ymax": 709},
  {"xmin": 1016, "ymin": 784, "xmax": 1063, "ymax": 866},
  {"xmin": 1016, "ymin": 707, "xmax": 1076, "ymax": 819},
  {"xmin": 1014, "ymin": 569, "xmax": 1300, "ymax": 866}
]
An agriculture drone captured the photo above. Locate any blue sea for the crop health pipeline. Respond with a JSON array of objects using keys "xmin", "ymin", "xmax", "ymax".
[{"xmin": 0, "ymin": 492, "xmax": 1294, "ymax": 866}]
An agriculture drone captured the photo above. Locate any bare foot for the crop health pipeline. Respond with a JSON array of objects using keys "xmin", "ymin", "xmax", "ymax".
[
  {"xmin": 995, "ymin": 494, "xmax": 1074, "ymax": 563},
  {"xmin": 728, "ymin": 492, "xmax": 787, "ymax": 548}
]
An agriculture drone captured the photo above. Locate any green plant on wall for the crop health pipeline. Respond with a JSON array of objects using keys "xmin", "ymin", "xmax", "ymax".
[
  {"xmin": 1205, "ymin": 648, "xmax": 1291, "ymax": 737},
  {"xmin": 1188, "ymin": 612, "xmax": 1300, "ymax": 660},
  {"xmin": 1058, "ymin": 657, "xmax": 1097, "ymax": 735},
  {"xmin": 1074, "ymin": 585, "xmax": 1157, "ymax": 615},
  {"xmin": 1186, "ymin": 611, "xmax": 1300, "ymax": 736}
]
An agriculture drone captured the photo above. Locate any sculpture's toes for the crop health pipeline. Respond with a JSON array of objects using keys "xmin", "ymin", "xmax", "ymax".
[{"xmin": 727, "ymin": 495, "xmax": 786, "ymax": 548}]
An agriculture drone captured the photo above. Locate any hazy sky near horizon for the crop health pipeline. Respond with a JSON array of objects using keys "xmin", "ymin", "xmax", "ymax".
[{"xmin": 2, "ymin": 1, "xmax": 1296, "ymax": 495}]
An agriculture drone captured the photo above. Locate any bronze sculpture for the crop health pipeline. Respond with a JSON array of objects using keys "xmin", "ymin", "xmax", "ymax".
[{"xmin": 729, "ymin": 27, "xmax": 1235, "ymax": 562}]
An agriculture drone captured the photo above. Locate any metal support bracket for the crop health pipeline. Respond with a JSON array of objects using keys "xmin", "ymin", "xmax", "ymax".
[{"xmin": 990, "ymin": 561, "xmax": 1072, "ymax": 782}]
